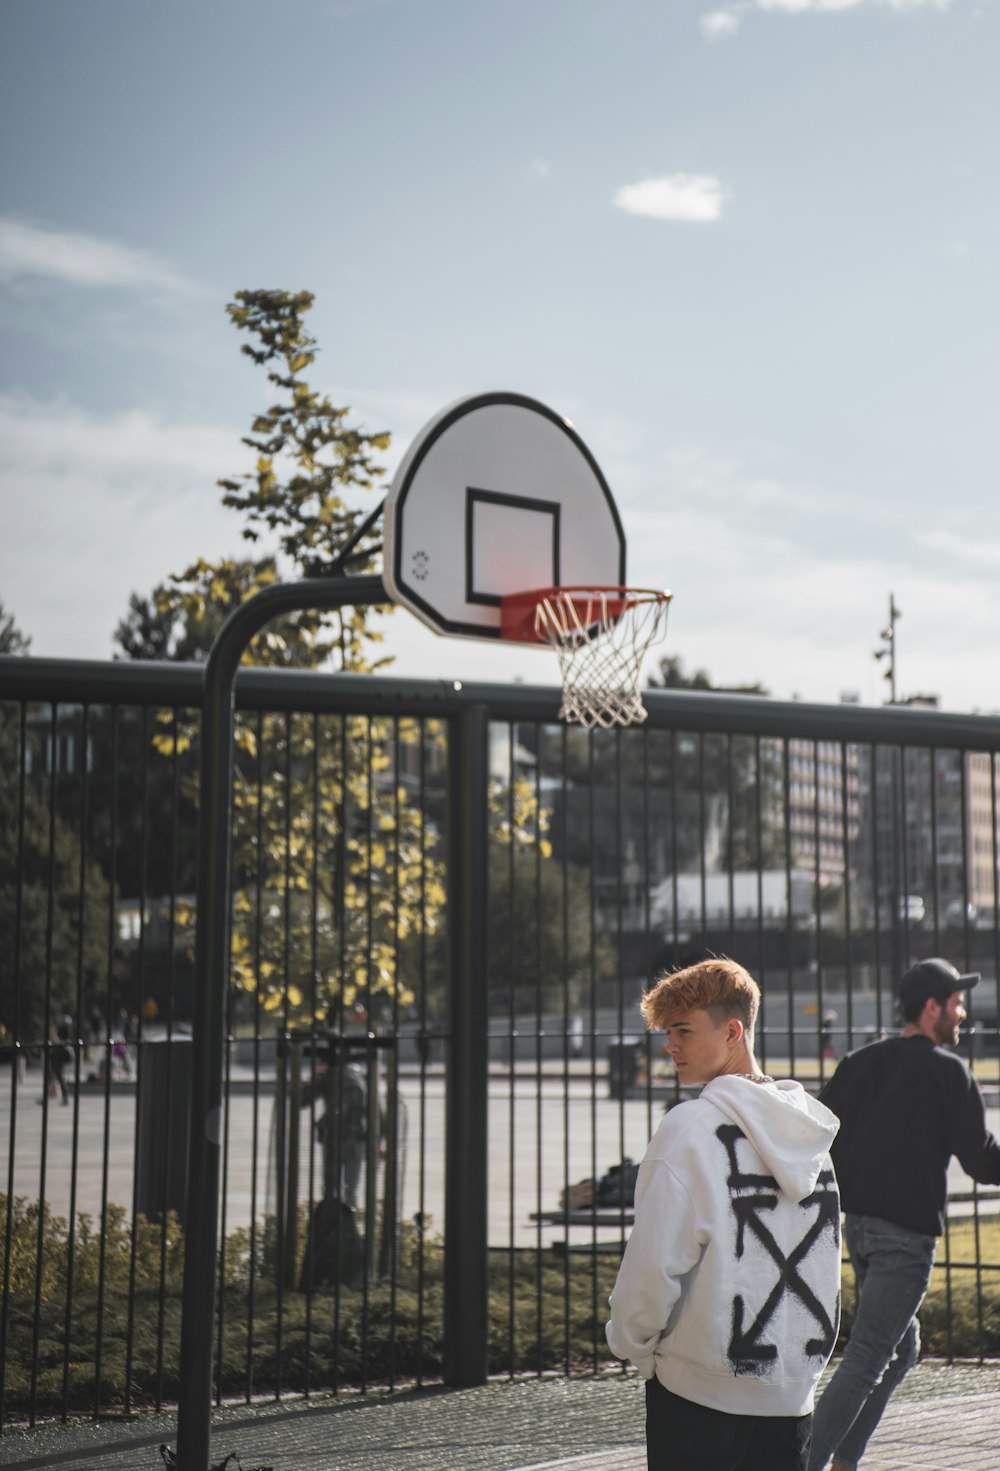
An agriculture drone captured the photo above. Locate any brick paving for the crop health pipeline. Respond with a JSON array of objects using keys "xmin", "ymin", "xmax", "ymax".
[{"xmin": 0, "ymin": 1362, "xmax": 997, "ymax": 1471}]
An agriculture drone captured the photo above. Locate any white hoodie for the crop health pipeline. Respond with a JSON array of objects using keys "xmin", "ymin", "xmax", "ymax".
[{"xmin": 606, "ymin": 1077, "xmax": 841, "ymax": 1417}]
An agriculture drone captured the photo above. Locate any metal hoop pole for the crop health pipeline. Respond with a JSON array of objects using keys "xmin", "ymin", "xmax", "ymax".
[{"xmin": 176, "ymin": 575, "xmax": 385, "ymax": 1470}]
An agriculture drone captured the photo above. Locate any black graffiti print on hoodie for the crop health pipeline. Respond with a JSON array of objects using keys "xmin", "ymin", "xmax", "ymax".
[{"xmin": 716, "ymin": 1123, "xmax": 840, "ymax": 1377}]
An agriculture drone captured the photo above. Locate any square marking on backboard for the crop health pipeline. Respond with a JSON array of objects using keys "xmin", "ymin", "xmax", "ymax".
[{"xmin": 466, "ymin": 488, "xmax": 561, "ymax": 606}]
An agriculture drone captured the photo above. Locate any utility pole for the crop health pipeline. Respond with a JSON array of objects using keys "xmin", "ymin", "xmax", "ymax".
[
  {"xmin": 874, "ymin": 593, "xmax": 901, "ymax": 704},
  {"xmin": 873, "ymin": 593, "xmax": 904, "ymax": 984}
]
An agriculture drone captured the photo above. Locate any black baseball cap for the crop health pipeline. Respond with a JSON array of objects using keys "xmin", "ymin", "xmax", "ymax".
[{"xmin": 898, "ymin": 957, "xmax": 980, "ymax": 1012}]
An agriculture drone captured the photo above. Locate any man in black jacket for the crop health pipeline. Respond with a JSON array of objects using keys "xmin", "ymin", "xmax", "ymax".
[{"xmin": 807, "ymin": 957, "xmax": 1000, "ymax": 1471}]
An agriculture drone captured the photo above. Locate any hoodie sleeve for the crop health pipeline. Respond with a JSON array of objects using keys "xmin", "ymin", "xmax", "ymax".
[{"xmin": 605, "ymin": 1155, "xmax": 702, "ymax": 1379}]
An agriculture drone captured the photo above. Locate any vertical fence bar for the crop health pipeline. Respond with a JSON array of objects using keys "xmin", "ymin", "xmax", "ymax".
[
  {"xmin": 62, "ymin": 702, "xmax": 89, "ymax": 1419},
  {"xmin": 813, "ymin": 741, "xmax": 825, "ymax": 1081},
  {"xmin": 0, "ymin": 701, "xmax": 27, "ymax": 1431},
  {"xmin": 558, "ymin": 723, "xmax": 572, "ymax": 1371},
  {"xmin": 332, "ymin": 713, "xmax": 347, "ymax": 1392},
  {"xmin": 415, "ymin": 717, "xmax": 429, "ymax": 1388},
  {"xmin": 303, "ymin": 711, "xmax": 321, "ymax": 1392},
  {"xmin": 382, "ymin": 716, "xmax": 402, "ymax": 1382},
  {"xmin": 531, "ymin": 721, "xmax": 544, "ymax": 1376},
  {"xmin": 754, "ymin": 736, "xmax": 766, "ymax": 1071},
  {"xmin": 504, "ymin": 721, "xmax": 517, "ymax": 1377},
  {"xmin": 782, "ymin": 738, "xmax": 794, "ymax": 1074},
  {"xmin": 360, "ymin": 718, "xmax": 375, "ymax": 1372},
  {"xmin": 587, "ymin": 731, "xmax": 600, "ymax": 1366},
  {"xmin": 840, "ymin": 741, "xmax": 854, "ymax": 1056},
  {"xmin": 93, "ymin": 704, "xmax": 119, "ymax": 1420},
  {"xmin": 443, "ymin": 701, "xmax": 489, "ymax": 1387},
  {"xmin": 155, "ymin": 704, "xmax": 181, "ymax": 1411},
  {"xmin": 28, "ymin": 703, "xmax": 58, "ymax": 1425},
  {"xmin": 124, "ymin": 706, "xmax": 150, "ymax": 1413},
  {"xmin": 244, "ymin": 708, "xmax": 264, "ymax": 1404}
]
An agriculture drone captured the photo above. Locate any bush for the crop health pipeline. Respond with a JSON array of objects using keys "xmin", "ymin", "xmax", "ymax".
[{"xmin": 2, "ymin": 1193, "xmax": 997, "ymax": 1418}]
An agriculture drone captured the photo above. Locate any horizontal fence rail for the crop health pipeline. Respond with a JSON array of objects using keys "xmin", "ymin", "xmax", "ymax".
[{"xmin": 1, "ymin": 654, "xmax": 999, "ymax": 1430}]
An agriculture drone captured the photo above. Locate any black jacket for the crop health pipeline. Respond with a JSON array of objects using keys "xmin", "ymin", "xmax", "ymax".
[{"xmin": 819, "ymin": 1035, "xmax": 1000, "ymax": 1237}]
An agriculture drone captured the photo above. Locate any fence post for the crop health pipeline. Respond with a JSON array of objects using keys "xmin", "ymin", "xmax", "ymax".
[{"xmin": 444, "ymin": 702, "xmax": 490, "ymax": 1386}]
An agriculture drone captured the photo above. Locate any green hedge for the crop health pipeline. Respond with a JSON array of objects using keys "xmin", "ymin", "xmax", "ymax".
[{"xmin": 2, "ymin": 1194, "xmax": 997, "ymax": 1418}]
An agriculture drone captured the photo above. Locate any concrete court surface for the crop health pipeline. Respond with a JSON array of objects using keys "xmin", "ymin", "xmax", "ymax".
[
  {"xmin": 0, "ymin": 1362, "xmax": 998, "ymax": 1471},
  {"xmin": 4, "ymin": 1076, "xmax": 996, "ymax": 1251}
]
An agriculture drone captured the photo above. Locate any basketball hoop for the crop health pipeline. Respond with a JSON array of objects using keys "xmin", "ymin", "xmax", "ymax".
[{"xmin": 501, "ymin": 586, "xmax": 672, "ymax": 730}]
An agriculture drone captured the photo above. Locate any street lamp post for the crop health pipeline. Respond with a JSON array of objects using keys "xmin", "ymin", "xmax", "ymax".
[
  {"xmin": 873, "ymin": 592, "xmax": 904, "ymax": 983},
  {"xmin": 873, "ymin": 592, "xmax": 902, "ymax": 705}
]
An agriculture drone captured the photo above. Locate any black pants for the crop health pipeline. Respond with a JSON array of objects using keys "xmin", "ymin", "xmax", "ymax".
[{"xmin": 645, "ymin": 1377, "xmax": 811, "ymax": 1471}]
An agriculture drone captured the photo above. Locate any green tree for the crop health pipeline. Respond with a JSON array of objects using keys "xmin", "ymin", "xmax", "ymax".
[
  {"xmin": 114, "ymin": 558, "xmax": 322, "ymax": 668},
  {"xmin": 650, "ymin": 654, "xmax": 768, "ymax": 698},
  {"xmin": 1, "ymin": 601, "xmax": 31, "ymax": 657},
  {"xmin": 116, "ymin": 291, "xmax": 445, "ymax": 1025},
  {"xmin": 165, "ymin": 287, "xmax": 392, "ymax": 674}
]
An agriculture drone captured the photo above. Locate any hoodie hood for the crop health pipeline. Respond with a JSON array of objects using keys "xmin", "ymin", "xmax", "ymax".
[{"xmin": 701, "ymin": 1076, "xmax": 840, "ymax": 1202}]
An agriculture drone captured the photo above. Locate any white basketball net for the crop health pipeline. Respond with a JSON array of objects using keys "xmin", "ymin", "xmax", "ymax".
[{"xmin": 533, "ymin": 588, "xmax": 672, "ymax": 730}]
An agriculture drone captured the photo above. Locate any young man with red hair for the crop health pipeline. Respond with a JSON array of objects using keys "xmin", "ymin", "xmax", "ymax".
[{"xmin": 607, "ymin": 958, "xmax": 842, "ymax": 1471}]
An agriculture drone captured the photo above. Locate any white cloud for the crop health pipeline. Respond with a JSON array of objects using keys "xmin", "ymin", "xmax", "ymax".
[
  {"xmin": 528, "ymin": 158, "xmax": 552, "ymax": 179},
  {"xmin": 702, "ymin": 0, "xmax": 956, "ymax": 36},
  {"xmin": 758, "ymin": 0, "xmax": 952, "ymax": 10},
  {"xmin": 613, "ymin": 174, "xmax": 726, "ymax": 223},
  {"xmin": 586, "ymin": 428, "xmax": 999, "ymax": 711},
  {"xmin": 0, "ymin": 217, "xmax": 195, "ymax": 293},
  {"xmin": 0, "ymin": 392, "xmax": 241, "ymax": 656},
  {"xmin": 702, "ymin": 8, "xmax": 745, "ymax": 37},
  {"xmin": 913, "ymin": 529, "xmax": 1000, "ymax": 568}
]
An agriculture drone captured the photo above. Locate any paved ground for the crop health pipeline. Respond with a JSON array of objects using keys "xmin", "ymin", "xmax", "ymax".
[{"xmin": 1, "ymin": 1361, "xmax": 998, "ymax": 1471}]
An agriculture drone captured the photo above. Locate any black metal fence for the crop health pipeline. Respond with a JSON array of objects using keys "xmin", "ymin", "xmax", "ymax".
[{"xmin": 1, "ymin": 657, "xmax": 998, "ymax": 1429}]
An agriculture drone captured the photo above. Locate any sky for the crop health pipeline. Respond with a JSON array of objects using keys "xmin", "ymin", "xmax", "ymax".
[{"xmin": 1, "ymin": 0, "xmax": 998, "ymax": 711}]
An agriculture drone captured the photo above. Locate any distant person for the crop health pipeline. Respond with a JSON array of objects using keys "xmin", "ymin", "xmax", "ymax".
[
  {"xmin": 88, "ymin": 1004, "xmax": 104, "ymax": 1043},
  {"xmin": 44, "ymin": 1024, "xmax": 73, "ymax": 1106},
  {"xmin": 607, "ymin": 958, "xmax": 841, "ymax": 1471},
  {"xmin": 303, "ymin": 1055, "xmax": 371, "ymax": 1209},
  {"xmin": 808, "ymin": 957, "xmax": 1000, "ymax": 1471},
  {"xmin": 820, "ymin": 1010, "xmax": 837, "ymax": 1062},
  {"xmin": 335, "ymin": 1061, "xmax": 369, "ymax": 1208}
]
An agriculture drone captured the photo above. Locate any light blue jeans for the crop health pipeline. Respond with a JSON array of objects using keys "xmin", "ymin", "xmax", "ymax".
[{"xmin": 807, "ymin": 1214, "xmax": 936, "ymax": 1471}]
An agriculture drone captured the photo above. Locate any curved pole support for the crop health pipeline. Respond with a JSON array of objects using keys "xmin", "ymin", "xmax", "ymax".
[{"xmin": 176, "ymin": 575, "xmax": 385, "ymax": 1469}]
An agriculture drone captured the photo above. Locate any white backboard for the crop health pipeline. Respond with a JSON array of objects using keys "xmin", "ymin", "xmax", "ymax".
[{"xmin": 382, "ymin": 392, "xmax": 626, "ymax": 641}]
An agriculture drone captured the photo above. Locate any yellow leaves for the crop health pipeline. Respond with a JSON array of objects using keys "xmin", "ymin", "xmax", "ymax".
[
  {"xmin": 234, "ymin": 724, "xmax": 258, "ymax": 759},
  {"xmin": 151, "ymin": 715, "xmax": 193, "ymax": 758},
  {"xmin": 424, "ymin": 879, "xmax": 447, "ymax": 910}
]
